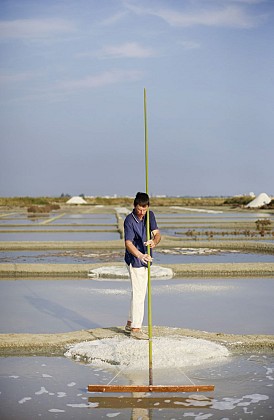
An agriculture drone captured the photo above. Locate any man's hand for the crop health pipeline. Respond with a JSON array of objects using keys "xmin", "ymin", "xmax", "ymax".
[
  {"xmin": 139, "ymin": 253, "xmax": 153, "ymax": 264},
  {"xmin": 144, "ymin": 239, "xmax": 156, "ymax": 248},
  {"xmin": 145, "ymin": 230, "xmax": 161, "ymax": 249}
]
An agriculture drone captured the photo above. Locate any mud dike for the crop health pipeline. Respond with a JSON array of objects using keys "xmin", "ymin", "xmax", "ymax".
[{"xmin": 1, "ymin": 326, "xmax": 274, "ymax": 357}]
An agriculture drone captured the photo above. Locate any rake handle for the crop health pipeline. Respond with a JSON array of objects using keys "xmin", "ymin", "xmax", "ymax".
[{"xmin": 144, "ymin": 88, "xmax": 153, "ymax": 386}]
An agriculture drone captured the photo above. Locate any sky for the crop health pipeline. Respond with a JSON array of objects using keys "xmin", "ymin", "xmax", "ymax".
[{"xmin": 0, "ymin": 0, "xmax": 273, "ymax": 198}]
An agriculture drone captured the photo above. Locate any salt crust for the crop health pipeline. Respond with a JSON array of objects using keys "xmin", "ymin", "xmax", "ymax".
[
  {"xmin": 65, "ymin": 336, "xmax": 229, "ymax": 371},
  {"xmin": 159, "ymin": 247, "xmax": 239, "ymax": 255},
  {"xmin": 88, "ymin": 265, "xmax": 173, "ymax": 279}
]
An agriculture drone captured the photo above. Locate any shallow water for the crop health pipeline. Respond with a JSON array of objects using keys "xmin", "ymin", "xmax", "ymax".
[
  {"xmin": 0, "ymin": 218, "xmax": 42, "ymax": 225},
  {"xmin": 51, "ymin": 214, "xmax": 116, "ymax": 223},
  {"xmin": 0, "ymin": 211, "xmax": 118, "ymax": 241},
  {"xmin": 154, "ymin": 250, "xmax": 274, "ymax": 264},
  {"xmin": 1, "ymin": 249, "xmax": 273, "ymax": 264},
  {"xmin": 0, "ymin": 353, "xmax": 273, "ymax": 419},
  {"xmin": 0, "ymin": 225, "xmax": 116, "ymax": 230},
  {"xmin": 0, "ymin": 213, "xmax": 116, "ymax": 222},
  {"xmin": 1, "ymin": 278, "xmax": 274, "ymax": 334},
  {"xmin": 156, "ymin": 210, "xmax": 274, "ymax": 222},
  {"xmin": 0, "ymin": 231, "xmax": 120, "ymax": 241},
  {"xmin": 0, "ymin": 250, "xmax": 123, "ymax": 264}
]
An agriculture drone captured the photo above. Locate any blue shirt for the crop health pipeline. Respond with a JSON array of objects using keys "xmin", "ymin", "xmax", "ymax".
[{"xmin": 124, "ymin": 209, "xmax": 158, "ymax": 268}]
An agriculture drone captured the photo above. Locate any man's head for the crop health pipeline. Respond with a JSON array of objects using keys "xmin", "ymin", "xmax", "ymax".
[
  {"xmin": 134, "ymin": 192, "xmax": 150, "ymax": 207},
  {"xmin": 134, "ymin": 192, "xmax": 150, "ymax": 220}
]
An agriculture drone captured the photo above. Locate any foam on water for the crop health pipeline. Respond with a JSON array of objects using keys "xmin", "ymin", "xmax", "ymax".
[
  {"xmin": 65, "ymin": 336, "xmax": 229, "ymax": 370},
  {"xmin": 48, "ymin": 408, "xmax": 65, "ymax": 412},
  {"xmin": 18, "ymin": 397, "xmax": 32, "ymax": 404},
  {"xmin": 35, "ymin": 386, "xmax": 49, "ymax": 395},
  {"xmin": 211, "ymin": 394, "xmax": 269, "ymax": 411},
  {"xmin": 2, "ymin": 354, "xmax": 272, "ymax": 418}
]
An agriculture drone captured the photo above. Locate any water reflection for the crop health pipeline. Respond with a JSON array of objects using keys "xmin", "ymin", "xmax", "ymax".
[
  {"xmin": 87, "ymin": 367, "xmax": 214, "ymax": 418},
  {"xmin": 88, "ymin": 394, "xmax": 213, "ymax": 417}
]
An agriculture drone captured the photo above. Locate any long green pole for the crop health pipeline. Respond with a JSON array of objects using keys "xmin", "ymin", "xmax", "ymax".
[{"xmin": 144, "ymin": 88, "xmax": 153, "ymax": 386}]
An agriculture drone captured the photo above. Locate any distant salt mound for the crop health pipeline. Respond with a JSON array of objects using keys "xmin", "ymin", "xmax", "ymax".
[
  {"xmin": 246, "ymin": 193, "xmax": 271, "ymax": 208},
  {"xmin": 66, "ymin": 196, "xmax": 87, "ymax": 204},
  {"xmin": 65, "ymin": 336, "xmax": 229, "ymax": 370},
  {"xmin": 88, "ymin": 265, "xmax": 173, "ymax": 279}
]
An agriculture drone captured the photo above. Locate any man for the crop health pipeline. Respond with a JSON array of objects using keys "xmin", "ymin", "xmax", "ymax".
[{"xmin": 124, "ymin": 192, "xmax": 161, "ymax": 340}]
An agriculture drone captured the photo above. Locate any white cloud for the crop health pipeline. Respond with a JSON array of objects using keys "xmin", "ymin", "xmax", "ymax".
[
  {"xmin": 77, "ymin": 42, "xmax": 156, "ymax": 60},
  {"xmin": 126, "ymin": 3, "xmax": 266, "ymax": 29},
  {"xmin": 0, "ymin": 18, "xmax": 75, "ymax": 39},
  {"xmin": 100, "ymin": 42, "xmax": 156, "ymax": 58},
  {"xmin": 100, "ymin": 11, "xmax": 129, "ymax": 26},
  {"xmin": 154, "ymin": 6, "xmax": 264, "ymax": 28},
  {"xmin": 226, "ymin": 0, "xmax": 265, "ymax": 4},
  {"xmin": 58, "ymin": 69, "xmax": 143, "ymax": 90}
]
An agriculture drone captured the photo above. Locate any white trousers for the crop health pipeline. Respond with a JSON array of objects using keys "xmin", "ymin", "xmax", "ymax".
[{"xmin": 127, "ymin": 264, "xmax": 148, "ymax": 329}]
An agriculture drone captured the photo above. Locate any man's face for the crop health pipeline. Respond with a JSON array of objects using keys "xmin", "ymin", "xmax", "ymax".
[{"xmin": 135, "ymin": 204, "xmax": 148, "ymax": 220}]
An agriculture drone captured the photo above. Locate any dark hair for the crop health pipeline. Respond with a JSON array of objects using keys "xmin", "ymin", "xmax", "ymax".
[{"xmin": 134, "ymin": 192, "xmax": 150, "ymax": 207}]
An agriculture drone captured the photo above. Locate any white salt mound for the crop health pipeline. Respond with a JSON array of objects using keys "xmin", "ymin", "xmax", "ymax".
[
  {"xmin": 246, "ymin": 192, "xmax": 271, "ymax": 208},
  {"xmin": 66, "ymin": 196, "xmax": 87, "ymax": 204},
  {"xmin": 65, "ymin": 336, "xmax": 229, "ymax": 370},
  {"xmin": 88, "ymin": 265, "xmax": 173, "ymax": 279}
]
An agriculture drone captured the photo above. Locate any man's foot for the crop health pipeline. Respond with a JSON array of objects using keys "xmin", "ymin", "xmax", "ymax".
[
  {"xmin": 124, "ymin": 325, "xmax": 132, "ymax": 334},
  {"xmin": 131, "ymin": 330, "xmax": 149, "ymax": 340}
]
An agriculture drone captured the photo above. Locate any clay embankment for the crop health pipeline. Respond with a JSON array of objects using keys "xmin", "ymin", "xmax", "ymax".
[
  {"xmin": 1, "ymin": 261, "xmax": 274, "ymax": 278},
  {"xmin": 1, "ymin": 238, "xmax": 274, "ymax": 252},
  {"xmin": 1, "ymin": 326, "xmax": 273, "ymax": 357}
]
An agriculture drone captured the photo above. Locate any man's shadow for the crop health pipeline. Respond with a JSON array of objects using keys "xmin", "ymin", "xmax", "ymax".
[{"xmin": 25, "ymin": 295, "xmax": 101, "ymax": 330}]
